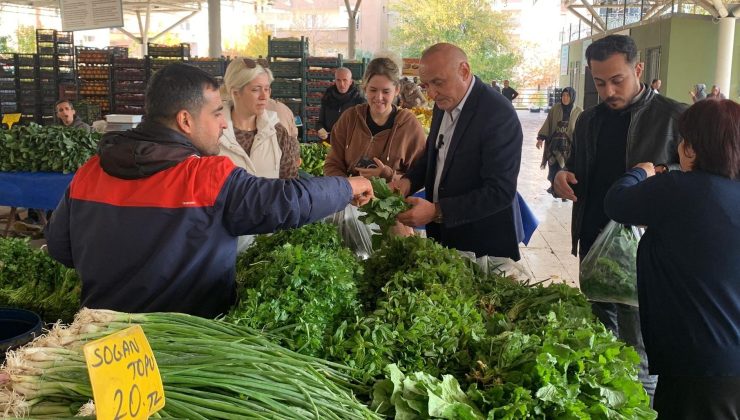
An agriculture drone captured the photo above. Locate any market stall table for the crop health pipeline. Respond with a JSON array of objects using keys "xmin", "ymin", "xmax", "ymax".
[{"xmin": 0, "ymin": 172, "xmax": 74, "ymax": 236}]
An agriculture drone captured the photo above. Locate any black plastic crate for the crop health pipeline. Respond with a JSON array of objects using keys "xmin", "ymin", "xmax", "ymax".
[
  {"xmin": 36, "ymin": 29, "xmax": 56, "ymax": 43},
  {"xmin": 56, "ymin": 31, "xmax": 74, "ymax": 44},
  {"xmin": 1, "ymin": 103, "xmax": 19, "ymax": 113},
  {"xmin": 114, "ymin": 68, "xmax": 146, "ymax": 81},
  {"xmin": 113, "ymin": 58, "xmax": 146, "ymax": 69},
  {"xmin": 109, "ymin": 46, "xmax": 129, "ymax": 59},
  {"xmin": 76, "ymin": 47, "xmax": 111, "ymax": 65},
  {"xmin": 307, "ymin": 69, "xmax": 335, "ymax": 80},
  {"xmin": 268, "ymin": 60, "xmax": 303, "ymax": 78},
  {"xmin": 37, "ymin": 43, "xmax": 56, "ymax": 55},
  {"xmin": 114, "ymin": 104, "xmax": 145, "ymax": 114},
  {"xmin": 268, "ymin": 36, "xmax": 308, "ymax": 58},
  {"xmin": 0, "ymin": 90, "xmax": 16, "ymax": 101},
  {"xmin": 343, "ymin": 60, "xmax": 368, "ymax": 79},
  {"xmin": 307, "ymin": 80, "xmax": 332, "ymax": 93},
  {"xmin": 114, "ymin": 92, "xmax": 145, "ymax": 104},
  {"xmin": 16, "ymin": 54, "xmax": 37, "ymax": 67},
  {"xmin": 307, "ymin": 56, "xmax": 342, "ymax": 68},
  {"xmin": 270, "ymin": 79, "xmax": 304, "ymax": 98},
  {"xmin": 17, "ymin": 67, "xmax": 37, "ymax": 79},
  {"xmin": 277, "ymin": 99, "xmax": 302, "ymax": 115},
  {"xmin": 115, "ymin": 80, "xmax": 146, "ymax": 93},
  {"xmin": 73, "ymin": 101, "xmax": 102, "ymax": 123},
  {"xmin": 56, "ymin": 45, "xmax": 74, "ymax": 56},
  {"xmin": 38, "ymin": 55, "xmax": 56, "ymax": 67},
  {"xmin": 148, "ymin": 43, "xmax": 189, "ymax": 58},
  {"xmin": 186, "ymin": 59, "xmax": 225, "ymax": 77},
  {"xmin": 0, "ymin": 78, "xmax": 15, "ymax": 90},
  {"xmin": 306, "ymin": 92, "xmax": 322, "ymax": 105},
  {"xmin": 305, "ymin": 106, "xmax": 321, "ymax": 118}
]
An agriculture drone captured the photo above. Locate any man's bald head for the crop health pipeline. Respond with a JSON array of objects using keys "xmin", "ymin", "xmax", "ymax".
[
  {"xmin": 421, "ymin": 43, "xmax": 468, "ymax": 63},
  {"xmin": 418, "ymin": 43, "xmax": 473, "ymax": 112}
]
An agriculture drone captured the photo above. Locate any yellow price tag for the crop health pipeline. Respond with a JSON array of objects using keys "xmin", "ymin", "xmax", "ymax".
[
  {"xmin": 83, "ymin": 325, "xmax": 165, "ymax": 420},
  {"xmin": 2, "ymin": 113, "xmax": 21, "ymax": 129}
]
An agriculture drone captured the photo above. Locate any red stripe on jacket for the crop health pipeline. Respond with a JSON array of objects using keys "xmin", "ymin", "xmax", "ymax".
[{"xmin": 70, "ymin": 155, "xmax": 237, "ymax": 208}]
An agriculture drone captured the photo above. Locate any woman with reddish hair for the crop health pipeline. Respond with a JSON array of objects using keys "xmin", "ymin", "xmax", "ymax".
[{"xmin": 604, "ymin": 99, "xmax": 740, "ymax": 418}]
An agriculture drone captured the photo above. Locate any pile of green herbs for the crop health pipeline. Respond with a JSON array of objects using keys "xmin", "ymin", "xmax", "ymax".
[
  {"xmin": 229, "ymin": 223, "xmax": 362, "ymax": 357},
  {"xmin": 0, "ymin": 237, "xmax": 80, "ymax": 322},
  {"xmin": 0, "ymin": 124, "xmax": 100, "ymax": 173},
  {"xmin": 359, "ymin": 177, "xmax": 411, "ymax": 248},
  {"xmin": 234, "ymin": 228, "xmax": 656, "ymax": 419},
  {"xmin": 300, "ymin": 142, "xmax": 331, "ymax": 177}
]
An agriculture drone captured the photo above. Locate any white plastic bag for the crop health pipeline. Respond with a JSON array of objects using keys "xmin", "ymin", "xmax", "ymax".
[{"xmin": 326, "ymin": 204, "xmax": 374, "ymax": 259}]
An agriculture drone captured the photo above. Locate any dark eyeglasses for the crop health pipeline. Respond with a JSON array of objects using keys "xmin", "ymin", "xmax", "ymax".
[{"xmin": 243, "ymin": 58, "xmax": 269, "ymax": 69}]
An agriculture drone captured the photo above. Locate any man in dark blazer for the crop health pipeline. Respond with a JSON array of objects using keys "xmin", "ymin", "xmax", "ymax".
[{"xmin": 394, "ymin": 43, "xmax": 523, "ymax": 260}]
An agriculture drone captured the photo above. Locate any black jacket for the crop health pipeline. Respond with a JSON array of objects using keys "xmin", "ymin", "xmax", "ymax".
[
  {"xmin": 565, "ymin": 86, "xmax": 688, "ymax": 255},
  {"xmin": 405, "ymin": 77, "xmax": 523, "ymax": 260},
  {"xmin": 318, "ymin": 84, "xmax": 365, "ymax": 134}
]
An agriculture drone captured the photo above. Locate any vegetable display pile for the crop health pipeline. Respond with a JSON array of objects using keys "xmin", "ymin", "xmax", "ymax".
[
  {"xmin": 0, "ymin": 238, "xmax": 80, "ymax": 322},
  {"xmin": 1, "ymin": 221, "xmax": 656, "ymax": 419},
  {"xmin": 0, "ymin": 309, "xmax": 379, "ymax": 419},
  {"xmin": 299, "ymin": 142, "xmax": 331, "ymax": 177},
  {"xmin": 0, "ymin": 124, "xmax": 100, "ymax": 173},
  {"xmin": 359, "ymin": 177, "xmax": 411, "ymax": 248}
]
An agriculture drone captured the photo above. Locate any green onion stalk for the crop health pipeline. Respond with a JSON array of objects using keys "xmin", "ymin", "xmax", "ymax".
[{"xmin": 1, "ymin": 309, "xmax": 379, "ymax": 419}]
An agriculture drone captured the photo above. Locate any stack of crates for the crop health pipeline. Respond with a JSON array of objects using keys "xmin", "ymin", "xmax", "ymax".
[
  {"xmin": 112, "ymin": 57, "xmax": 146, "ymax": 115},
  {"xmin": 0, "ymin": 54, "xmax": 18, "ymax": 120},
  {"xmin": 343, "ymin": 58, "xmax": 369, "ymax": 85},
  {"xmin": 36, "ymin": 29, "xmax": 75, "ymax": 125},
  {"xmin": 147, "ymin": 43, "xmax": 190, "ymax": 79},
  {"xmin": 304, "ymin": 54, "xmax": 343, "ymax": 143},
  {"xmin": 187, "ymin": 57, "xmax": 226, "ymax": 81},
  {"xmin": 76, "ymin": 47, "xmax": 125, "ymax": 115},
  {"xmin": 16, "ymin": 54, "xmax": 39, "ymax": 124},
  {"xmin": 268, "ymin": 36, "xmax": 308, "ymax": 142}
]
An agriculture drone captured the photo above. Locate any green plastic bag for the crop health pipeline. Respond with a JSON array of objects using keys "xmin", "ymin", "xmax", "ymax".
[{"xmin": 580, "ymin": 221, "xmax": 643, "ymax": 306}]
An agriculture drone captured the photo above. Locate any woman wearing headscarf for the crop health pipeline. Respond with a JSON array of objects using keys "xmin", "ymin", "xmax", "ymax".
[
  {"xmin": 219, "ymin": 57, "xmax": 300, "ymax": 180},
  {"xmin": 707, "ymin": 85, "xmax": 727, "ymax": 100},
  {"xmin": 537, "ymin": 87, "xmax": 583, "ymax": 196},
  {"xmin": 689, "ymin": 83, "xmax": 707, "ymax": 103}
]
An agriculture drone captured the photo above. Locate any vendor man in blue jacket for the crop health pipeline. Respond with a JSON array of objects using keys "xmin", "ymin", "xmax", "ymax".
[{"xmin": 45, "ymin": 63, "xmax": 373, "ymax": 318}]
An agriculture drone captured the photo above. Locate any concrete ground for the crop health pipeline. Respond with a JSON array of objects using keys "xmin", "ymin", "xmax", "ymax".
[{"xmin": 516, "ymin": 110, "xmax": 580, "ymax": 288}]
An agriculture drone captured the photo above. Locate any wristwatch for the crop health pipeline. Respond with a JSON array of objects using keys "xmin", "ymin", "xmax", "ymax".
[{"xmin": 433, "ymin": 204, "xmax": 443, "ymax": 224}]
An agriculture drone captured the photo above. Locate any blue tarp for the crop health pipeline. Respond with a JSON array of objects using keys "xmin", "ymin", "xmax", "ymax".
[{"xmin": 0, "ymin": 172, "xmax": 73, "ymax": 210}]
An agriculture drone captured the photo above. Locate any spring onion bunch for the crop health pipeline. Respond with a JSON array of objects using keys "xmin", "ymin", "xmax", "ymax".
[{"xmin": 1, "ymin": 309, "xmax": 379, "ymax": 419}]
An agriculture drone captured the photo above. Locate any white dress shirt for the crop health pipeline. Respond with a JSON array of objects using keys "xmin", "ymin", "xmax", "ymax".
[{"xmin": 432, "ymin": 77, "xmax": 476, "ymax": 202}]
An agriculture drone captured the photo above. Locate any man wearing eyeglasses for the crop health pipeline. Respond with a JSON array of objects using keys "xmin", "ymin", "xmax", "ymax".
[
  {"xmin": 393, "ymin": 43, "xmax": 524, "ymax": 260},
  {"xmin": 44, "ymin": 63, "xmax": 374, "ymax": 318}
]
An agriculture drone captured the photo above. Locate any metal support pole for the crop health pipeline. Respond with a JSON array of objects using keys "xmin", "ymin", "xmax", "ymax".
[
  {"xmin": 208, "ymin": 0, "xmax": 222, "ymax": 58},
  {"xmin": 714, "ymin": 17, "xmax": 736, "ymax": 95}
]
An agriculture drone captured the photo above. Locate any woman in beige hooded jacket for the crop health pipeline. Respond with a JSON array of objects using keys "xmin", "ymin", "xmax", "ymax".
[
  {"xmin": 219, "ymin": 57, "xmax": 300, "ymax": 179},
  {"xmin": 324, "ymin": 57, "xmax": 426, "ymax": 182}
]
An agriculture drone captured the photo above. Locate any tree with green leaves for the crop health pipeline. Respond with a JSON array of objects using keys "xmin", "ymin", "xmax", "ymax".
[
  {"xmin": 390, "ymin": 0, "xmax": 520, "ymax": 83},
  {"xmin": 15, "ymin": 25, "xmax": 36, "ymax": 54}
]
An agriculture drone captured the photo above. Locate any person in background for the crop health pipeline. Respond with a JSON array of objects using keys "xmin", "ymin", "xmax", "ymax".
[
  {"xmin": 491, "ymin": 80, "xmax": 501, "ymax": 93},
  {"xmin": 267, "ymin": 99, "xmax": 299, "ymax": 140},
  {"xmin": 537, "ymin": 87, "xmax": 582, "ymax": 196},
  {"xmin": 501, "ymin": 80, "xmax": 519, "ymax": 102},
  {"xmin": 55, "ymin": 100, "xmax": 91, "ymax": 131},
  {"xmin": 651, "ymin": 79, "xmax": 661, "ymax": 94},
  {"xmin": 689, "ymin": 83, "xmax": 707, "ymax": 102},
  {"xmin": 317, "ymin": 67, "xmax": 365, "ymax": 141},
  {"xmin": 219, "ymin": 57, "xmax": 300, "ymax": 180},
  {"xmin": 707, "ymin": 84, "xmax": 727, "ymax": 100},
  {"xmin": 324, "ymin": 57, "xmax": 426, "ymax": 183},
  {"xmin": 394, "ymin": 43, "xmax": 524, "ymax": 260},
  {"xmin": 604, "ymin": 99, "xmax": 740, "ymax": 418},
  {"xmin": 553, "ymin": 34, "xmax": 687, "ymax": 402},
  {"xmin": 44, "ymin": 62, "xmax": 373, "ymax": 318}
]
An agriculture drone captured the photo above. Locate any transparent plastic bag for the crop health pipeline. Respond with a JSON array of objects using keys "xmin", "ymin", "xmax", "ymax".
[
  {"xmin": 579, "ymin": 221, "xmax": 643, "ymax": 306},
  {"xmin": 326, "ymin": 204, "xmax": 374, "ymax": 259},
  {"xmin": 457, "ymin": 251, "xmax": 534, "ymax": 283}
]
